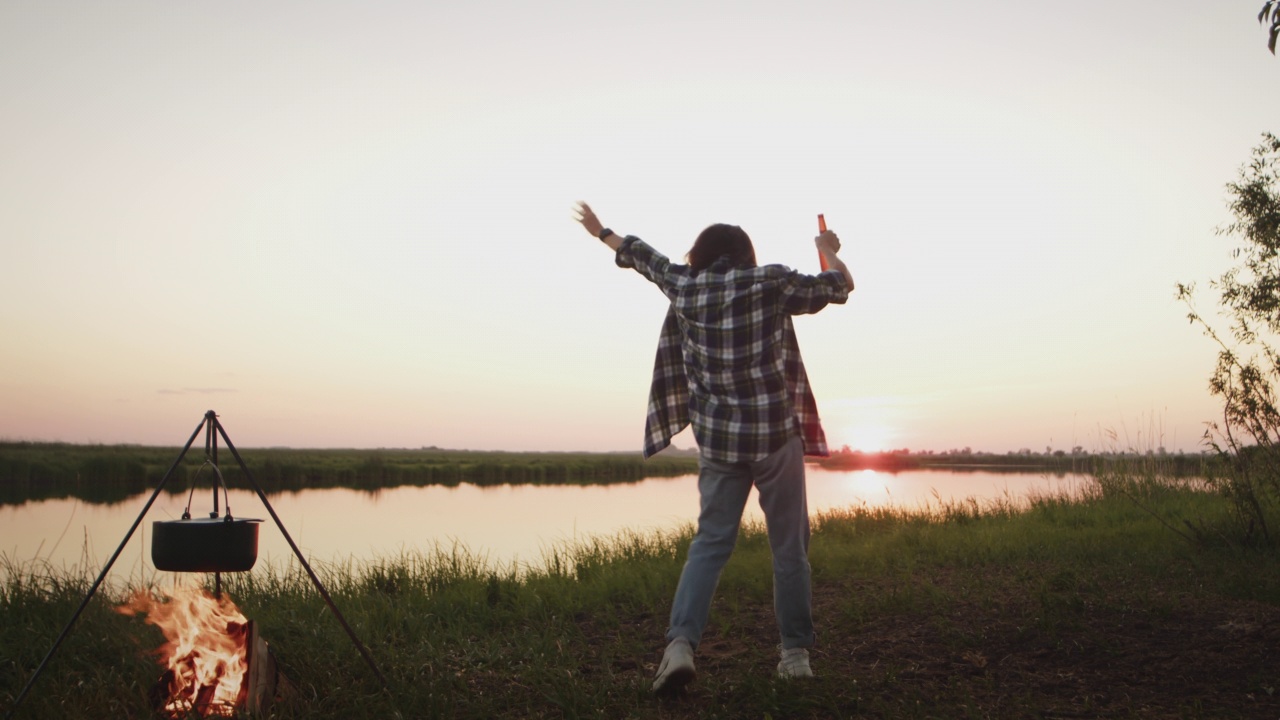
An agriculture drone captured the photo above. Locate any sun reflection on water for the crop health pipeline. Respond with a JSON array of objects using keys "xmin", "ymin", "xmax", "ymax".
[{"xmin": 1, "ymin": 469, "xmax": 1093, "ymax": 579}]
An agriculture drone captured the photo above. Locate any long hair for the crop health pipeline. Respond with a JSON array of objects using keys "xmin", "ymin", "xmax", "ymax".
[{"xmin": 685, "ymin": 224, "xmax": 757, "ymax": 275}]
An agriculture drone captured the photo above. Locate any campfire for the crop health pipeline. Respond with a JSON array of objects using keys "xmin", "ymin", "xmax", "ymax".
[
  {"xmin": 6, "ymin": 414, "xmax": 382, "ymax": 719},
  {"xmin": 118, "ymin": 585, "xmax": 278, "ymax": 718}
]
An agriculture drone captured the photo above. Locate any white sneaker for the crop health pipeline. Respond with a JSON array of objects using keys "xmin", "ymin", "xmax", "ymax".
[
  {"xmin": 777, "ymin": 646, "xmax": 813, "ymax": 679},
  {"xmin": 652, "ymin": 637, "xmax": 696, "ymax": 694}
]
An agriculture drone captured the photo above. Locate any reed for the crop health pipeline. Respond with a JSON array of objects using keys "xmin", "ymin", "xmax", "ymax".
[
  {"xmin": 3, "ymin": 472, "xmax": 1278, "ymax": 719},
  {"xmin": 0, "ymin": 443, "xmax": 701, "ymax": 507}
]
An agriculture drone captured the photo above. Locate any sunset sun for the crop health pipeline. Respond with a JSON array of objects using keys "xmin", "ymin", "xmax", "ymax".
[{"xmin": 839, "ymin": 422, "xmax": 899, "ymax": 454}]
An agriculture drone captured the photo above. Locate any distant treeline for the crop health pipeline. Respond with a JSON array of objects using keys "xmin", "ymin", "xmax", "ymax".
[
  {"xmin": 0, "ymin": 442, "xmax": 1223, "ymax": 507},
  {"xmin": 814, "ymin": 448, "xmax": 1218, "ymax": 476},
  {"xmin": 0, "ymin": 442, "xmax": 702, "ymax": 506}
]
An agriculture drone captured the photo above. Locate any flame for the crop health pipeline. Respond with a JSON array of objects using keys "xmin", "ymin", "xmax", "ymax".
[{"xmin": 118, "ymin": 585, "xmax": 251, "ymax": 718}]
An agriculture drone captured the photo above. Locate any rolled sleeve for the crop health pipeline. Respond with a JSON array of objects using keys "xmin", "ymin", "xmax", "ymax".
[
  {"xmin": 615, "ymin": 236, "xmax": 676, "ymax": 290},
  {"xmin": 780, "ymin": 269, "xmax": 851, "ymax": 315}
]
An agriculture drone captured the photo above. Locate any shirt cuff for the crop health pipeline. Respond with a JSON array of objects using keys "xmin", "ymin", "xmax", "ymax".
[
  {"xmin": 614, "ymin": 235, "xmax": 641, "ymax": 269},
  {"xmin": 820, "ymin": 268, "xmax": 852, "ymax": 300}
]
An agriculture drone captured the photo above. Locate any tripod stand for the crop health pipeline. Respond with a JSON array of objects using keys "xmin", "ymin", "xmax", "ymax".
[{"xmin": 5, "ymin": 410, "xmax": 386, "ymax": 719}]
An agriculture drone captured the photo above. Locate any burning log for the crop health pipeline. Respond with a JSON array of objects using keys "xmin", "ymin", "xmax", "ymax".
[
  {"xmin": 119, "ymin": 587, "xmax": 283, "ymax": 718},
  {"xmin": 239, "ymin": 619, "xmax": 277, "ymax": 714}
]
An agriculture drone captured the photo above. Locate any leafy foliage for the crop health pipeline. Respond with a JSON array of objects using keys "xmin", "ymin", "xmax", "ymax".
[
  {"xmin": 1263, "ymin": 1, "xmax": 1280, "ymax": 54},
  {"xmin": 1215, "ymin": 133, "xmax": 1280, "ymax": 336},
  {"xmin": 1180, "ymin": 133, "xmax": 1280, "ymax": 545}
]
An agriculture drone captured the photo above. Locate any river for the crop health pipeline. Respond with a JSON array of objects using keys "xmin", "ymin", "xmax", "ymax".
[{"xmin": 0, "ymin": 467, "xmax": 1092, "ymax": 582}]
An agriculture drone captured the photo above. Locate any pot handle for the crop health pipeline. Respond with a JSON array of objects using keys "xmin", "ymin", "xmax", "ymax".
[{"xmin": 182, "ymin": 460, "xmax": 236, "ymax": 521}]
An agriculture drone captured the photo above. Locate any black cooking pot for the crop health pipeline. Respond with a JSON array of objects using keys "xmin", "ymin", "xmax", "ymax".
[{"xmin": 152, "ymin": 516, "xmax": 264, "ymax": 573}]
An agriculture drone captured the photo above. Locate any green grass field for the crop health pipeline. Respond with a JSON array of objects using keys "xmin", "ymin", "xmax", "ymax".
[{"xmin": 3, "ymin": 469, "xmax": 1279, "ymax": 719}]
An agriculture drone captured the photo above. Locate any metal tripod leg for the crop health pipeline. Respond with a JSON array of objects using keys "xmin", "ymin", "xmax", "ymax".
[
  {"xmin": 3, "ymin": 415, "xmax": 209, "ymax": 720},
  {"xmin": 212, "ymin": 416, "xmax": 388, "ymax": 685},
  {"xmin": 4, "ymin": 409, "xmax": 388, "ymax": 720}
]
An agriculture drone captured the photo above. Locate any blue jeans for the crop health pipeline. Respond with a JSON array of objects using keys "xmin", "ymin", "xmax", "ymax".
[{"xmin": 666, "ymin": 435, "xmax": 814, "ymax": 650}]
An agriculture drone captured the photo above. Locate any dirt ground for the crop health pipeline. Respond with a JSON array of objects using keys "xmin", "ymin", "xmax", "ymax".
[{"xmin": 599, "ymin": 570, "xmax": 1280, "ymax": 719}]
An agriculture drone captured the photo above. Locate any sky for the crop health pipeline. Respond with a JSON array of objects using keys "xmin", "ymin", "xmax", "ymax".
[{"xmin": 2, "ymin": 0, "xmax": 1278, "ymax": 455}]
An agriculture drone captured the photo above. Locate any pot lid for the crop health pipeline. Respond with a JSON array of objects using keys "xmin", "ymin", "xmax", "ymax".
[{"xmin": 158, "ymin": 517, "xmax": 263, "ymax": 524}]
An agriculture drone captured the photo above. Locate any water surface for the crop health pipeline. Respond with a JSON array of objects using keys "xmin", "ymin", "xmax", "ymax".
[{"xmin": 0, "ymin": 468, "xmax": 1091, "ymax": 580}]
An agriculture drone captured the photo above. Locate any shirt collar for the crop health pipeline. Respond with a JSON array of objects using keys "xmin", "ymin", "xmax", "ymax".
[{"xmin": 709, "ymin": 254, "xmax": 753, "ymax": 273}]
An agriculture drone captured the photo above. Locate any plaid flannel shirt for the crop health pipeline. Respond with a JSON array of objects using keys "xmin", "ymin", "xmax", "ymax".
[{"xmin": 615, "ymin": 235, "xmax": 850, "ymax": 463}]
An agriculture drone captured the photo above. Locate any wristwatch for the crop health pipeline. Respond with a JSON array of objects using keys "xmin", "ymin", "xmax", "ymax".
[{"xmin": 598, "ymin": 228, "xmax": 615, "ymax": 241}]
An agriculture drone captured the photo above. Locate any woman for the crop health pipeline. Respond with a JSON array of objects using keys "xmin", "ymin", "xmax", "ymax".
[{"xmin": 573, "ymin": 202, "xmax": 853, "ymax": 693}]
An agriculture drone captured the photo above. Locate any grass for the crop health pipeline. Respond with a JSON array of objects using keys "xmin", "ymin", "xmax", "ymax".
[{"xmin": 3, "ymin": 472, "xmax": 1280, "ymax": 719}]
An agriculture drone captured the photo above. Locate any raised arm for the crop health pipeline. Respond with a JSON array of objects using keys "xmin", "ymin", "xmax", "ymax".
[
  {"xmin": 574, "ymin": 201, "xmax": 624, "ymax": 251},
  {"xmin": 816, "ymin": 230, "xmax": 854, "ymax": 292}
]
